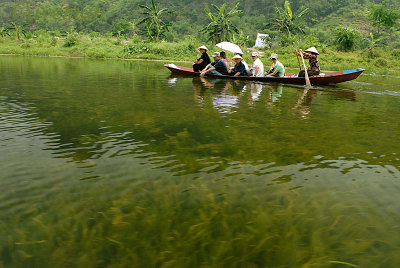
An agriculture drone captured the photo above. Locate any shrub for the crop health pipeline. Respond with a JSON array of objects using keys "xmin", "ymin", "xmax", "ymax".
[
  {"xmin": 373, "ymin": 58, "xmax": 388, "ymax": 67},
  {"xmin": 334, "ymin": 26, "xmax": 360, "ymax": 51},
  {"xmin": 124, "ymin": 43, "xmax": 150, "ymax": 55},
  {"xmin": 63, "ymin": 30, "xmax": 78, "ymax": 47}
]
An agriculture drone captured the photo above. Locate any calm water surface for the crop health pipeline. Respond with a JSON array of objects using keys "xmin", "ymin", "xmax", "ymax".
[{"xmin": 1, "ymin": 56, "xmax": 400, "ymax": 267}]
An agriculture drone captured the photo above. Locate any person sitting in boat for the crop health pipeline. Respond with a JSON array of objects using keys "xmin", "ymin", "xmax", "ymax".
[
  {"xmin": 228, "ymin": 54, "xmax": 248, "ymax": 76},
  {"xmin": 264, "ymin": 53, "xmax": 285, "ymax": 77},
  {"xmin": 200, "ymin": 52, "xmax": 228, "ymax": 76},
  {"xmin": 296, "ymin": 47, "xmax": 320, "ymax": 77},
  {"xmin": 250, "ymin": 52, "xmax": 264, "ymax": 77},
  {"xmin": 220, "ymin": 51, "xmax": 231, "ymax": 70},
  {"xmin": 193, "ymin": 45, "xmax": 211, "ymax": 72},
  {"xmin": 235, "ymin": 53, "xmax": 252, "ymax": 76}
]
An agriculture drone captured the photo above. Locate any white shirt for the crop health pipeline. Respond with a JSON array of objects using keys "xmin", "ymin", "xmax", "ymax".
[
  {"xmin": 242, "ymin": 61, "xmax": 249, "ymax": 70},
  {"xmin": 252, "ymin": 58, "xmax": 264, "ymax": 77}
]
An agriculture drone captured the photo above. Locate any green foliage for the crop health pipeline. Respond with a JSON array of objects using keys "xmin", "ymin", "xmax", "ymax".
[
  {"xmin": 260, "ymin": 30, "xmax": 280, "ymax": 48},
  {"xmin": 138, "ymin": 0, "xmax": 173, "ymax": 41},
  {"xmin": 267, "ymin": 0, "xmax": 309, "ymax": 35},
  {"xmin": 200, "ymin": 3, "xmax": 243, "ymax": 43},
  {"xmin": 367, "ymin": 3, "xmax": 400, "ymax": 33},
  {"xmin": 112, "ymin": 22, "xmax": 124, "ymax": 41},
  {"xmin": 334, "ymin": 25, "xmax": 360, "ymax": 51},
  {"xmin": 123, "ymin": 19, "xmax": 137, "ymax": 38},
  {"xmin": 0, "ymin": 26, "xmax": 10, "ymax": 37},
  {"xmin": 62, "ymin": 28, "xmax": 79, "ymax": 47},
  {"xmin": 7, "ymin": 22, "xmax": 29, "ymax": 41},
  {"xmin": 231, "ymin": 31, "xmax": 250, "ymax": 47},
  {"xmin": 124, "ymin": 43, "xmax": 150, "ymax": 55}
]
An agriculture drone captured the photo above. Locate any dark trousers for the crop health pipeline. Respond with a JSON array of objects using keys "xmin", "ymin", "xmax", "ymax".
[
  {"xmin": 193, "ymin": 64, "xmax": 206, "ymax": 72},
  {"xmin": 298, "ymin": 69, "xmax": 320, "ymax": 77}
]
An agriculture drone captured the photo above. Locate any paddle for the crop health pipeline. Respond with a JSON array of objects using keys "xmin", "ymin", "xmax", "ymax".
[
  {"xmin": 299, "ymin": 49, "xmax": 311, "ymax": 87},
  {"xmin": 295, "ymin": 49, "xmax": 302, "ymax": 70}
]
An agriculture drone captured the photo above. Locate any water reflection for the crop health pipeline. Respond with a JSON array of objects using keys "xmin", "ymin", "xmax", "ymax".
[
  {"xmin": 292, "ymin": 87, "xmax": 356, "ymax": 118},
  {"xmin": 192, "ymin": 77, "xmax": 245, "ymax": 114},
  {"xmin": 192, "ymin": 78, "xmax": 285, "ymax": 112}
]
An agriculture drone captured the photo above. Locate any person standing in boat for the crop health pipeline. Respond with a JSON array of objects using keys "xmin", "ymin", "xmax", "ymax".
[
  {"xmin": 250, "ymin": 52, "xmax": 264, "ymax": 77},
  {"xmin": 193, "ymin": 45, "xmax": 211, "ymax": 72},
  {"xmin": 228, "ymin": 54, "xmax": 248, "ymax": 76},
  {"xmin": 296, "ymin": 47, "xmax": 320, "ymax": 77},
  {"xmin": 200, "ymin": 52, "xmax": 228, "ymax": 76},
  {"xmin": 264, "ymin": 53, "xmax": 285, "ymax": 77}
]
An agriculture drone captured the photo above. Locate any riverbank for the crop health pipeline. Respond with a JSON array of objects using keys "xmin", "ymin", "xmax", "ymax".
[{"xmin": 1, "ymin": 34, "xmax": 399, "ymax": 75}]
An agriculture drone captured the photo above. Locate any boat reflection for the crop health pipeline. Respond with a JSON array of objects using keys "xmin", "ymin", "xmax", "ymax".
[
  {"xmin": 192, "ymin": 77, "xmax": 287, "ymax": 112},
  {"xmin": 192, "ymin": 77, "xmax": 245, "ymax": 114}
]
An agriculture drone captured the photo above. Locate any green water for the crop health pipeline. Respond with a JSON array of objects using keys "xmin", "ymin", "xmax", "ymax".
[{"xmin": 1, "ymin": 56, "xmax": 400, "ymax": 267}]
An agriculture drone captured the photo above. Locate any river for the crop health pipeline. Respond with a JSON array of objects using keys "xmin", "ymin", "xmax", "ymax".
[{"xmin": 1, "ymin": 55, "xmax": 400, "ymax": 267}]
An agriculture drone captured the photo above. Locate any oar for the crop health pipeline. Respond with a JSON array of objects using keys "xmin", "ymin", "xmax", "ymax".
[
  {"xmin": 295, "ymin": 49, "xmax": 301, "ymax": 70},
  {"xmin": 299, "ymin": 49, "xmax": 311, "ymax": 87}
]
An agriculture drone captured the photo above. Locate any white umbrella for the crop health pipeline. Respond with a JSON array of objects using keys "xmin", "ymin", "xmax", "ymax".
[{"xmin": 216, "ymin": 41, "xmax": 243, "ymax": 55}]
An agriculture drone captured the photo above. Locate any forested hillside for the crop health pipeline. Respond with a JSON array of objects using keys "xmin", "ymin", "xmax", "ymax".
[{"xmin": 1, "ymin": 0, "xmax": 399, "ymax": 37}]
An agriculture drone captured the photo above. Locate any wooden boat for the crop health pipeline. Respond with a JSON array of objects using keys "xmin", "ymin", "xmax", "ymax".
[{"xmin": 164, "ymin": 64, "xmax": 365, "ymax": 85}]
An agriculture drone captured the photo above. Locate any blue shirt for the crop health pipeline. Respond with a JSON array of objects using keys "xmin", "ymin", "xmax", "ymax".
[
  {"xmin": 211, "ymin": 59, "xmax": 228, "ymax": 75},
  {"xmin": 232, "ymin": 62, "xmax": 247, "ymax": 76}
]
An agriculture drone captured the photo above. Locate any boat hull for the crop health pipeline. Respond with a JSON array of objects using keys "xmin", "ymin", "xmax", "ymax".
[{"xmin": 164, "ymin": 64, "xmax": 365, "ymax": 85}]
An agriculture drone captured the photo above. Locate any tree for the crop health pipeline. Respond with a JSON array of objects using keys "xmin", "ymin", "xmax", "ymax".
[
  {"xmin": 267, "ymin": 0, "xmax": 309, "ymax": 36},
  {"xmin": 368, "ymin": 3, "xmax": 400, "ymax": 33},
  {"xmin": 138, "ymin": 0, "xmax": 173, "ymax": 41},
  {"xmin": 200, "ymin": 3, "xmax": 243, "ymax": 43},
  {"xmin": 7, "ymin": 22, "xmax": 28, "ymax": 41}
]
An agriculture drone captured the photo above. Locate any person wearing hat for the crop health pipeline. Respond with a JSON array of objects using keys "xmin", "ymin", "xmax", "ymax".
[
  {"xmin": 193, "ymin": 45, "xmax": 211, "ymax": 72},
  {"xmin": 235, "ymin": 53, "xmax": 252, "ymax": 75},
  {"xmin": 200, "ymin": 52, "xmax": 228, "ymax": 76},
  {"xmin": 296, "ymin": 47, "xmax": 320, "ymax": 77},
  {"xmin": 228, "ymin": 54, "xmax": 248, "ymax": 76},
  {"xmin": 265, "ymin": 53, "xmax": 285, "ymax": 77},
  {"xmin": 250, "ymin": 52, "xmax": 264, "ymax": 77}
]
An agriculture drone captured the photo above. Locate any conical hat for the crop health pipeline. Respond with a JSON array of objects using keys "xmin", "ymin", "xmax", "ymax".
[
  {"xmin": 198, "ymin": 45, "xmax": 208, "ymax": 51},
  {"xmin": 305, "ymin": 47, "xmax": 319, "ymax": 55}
]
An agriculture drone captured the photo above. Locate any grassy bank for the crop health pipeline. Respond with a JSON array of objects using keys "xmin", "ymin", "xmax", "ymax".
[{"xmin": 1, "ymin": 33, "xmax": 400, "ymax": 75}]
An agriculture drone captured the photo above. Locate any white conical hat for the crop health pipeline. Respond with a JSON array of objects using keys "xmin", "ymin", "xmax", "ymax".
[
  {"xmin": 232, "ymin": 54, "xmax": 243, "ymax": 60},
  {"xmin": 198, "ymin": 45, "xmax": 208, "ymax": 51},
  {"xmin": 305, "ymin": 47, "xmax": 319, "ymax": 55}
]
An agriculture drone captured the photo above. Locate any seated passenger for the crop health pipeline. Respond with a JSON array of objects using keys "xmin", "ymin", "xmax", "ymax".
[
  {"xmin": 200, "ymin": 52, "xmax": 228, "ymax": 76},
  {"xmin": 296, "ymin": 47, "xmax": 320, "ymax": 77},
  {"xmin": 220, "ymin": 51, "xmax": 231, "ymax": 70},
  {"xmin": 236, "ymin": 53, "xmax": 252, "ymax": 76},
  {"xmin": 193, "ymin": 45, "xmax": 211, "ymax": 72},
  {"xmin": 265, "ymin": 53, "xmax": 285, "ymax": 77},
  {"xmin": 228, "ymin": 54, "xmax": 248, "ymax": 76},
  {"xmin": 250, "ymin": 52, "xmax": 264, "ymax": 77}
]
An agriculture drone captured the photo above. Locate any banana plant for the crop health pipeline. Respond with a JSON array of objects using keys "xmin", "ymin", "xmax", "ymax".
[
  {"xmin": 200, "ymin": 3, "xmax": 243, "ymax": 43},
  {"xmin": 7, "ymin": 22, "xmax": 29, "ymax": 41},
  {"xmin": 138, "ymin": 0, "xmax": 173, "ymax": 41},
  {"xmin": 266, "ymin": 0, "xmax": 309, "ymax": 36},
  {"xmin": 124, "ymin": 19, "xmax": 137, "ymax": 38},
  {"xmin": 0, "ymin": 26, "xmax": 10, "ymax": 38}
]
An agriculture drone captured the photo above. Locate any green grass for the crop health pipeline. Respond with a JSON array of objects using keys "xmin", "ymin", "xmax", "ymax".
[{"xmin": 1, "ymin": 32, "xmax": 400, "ymax": 75}]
